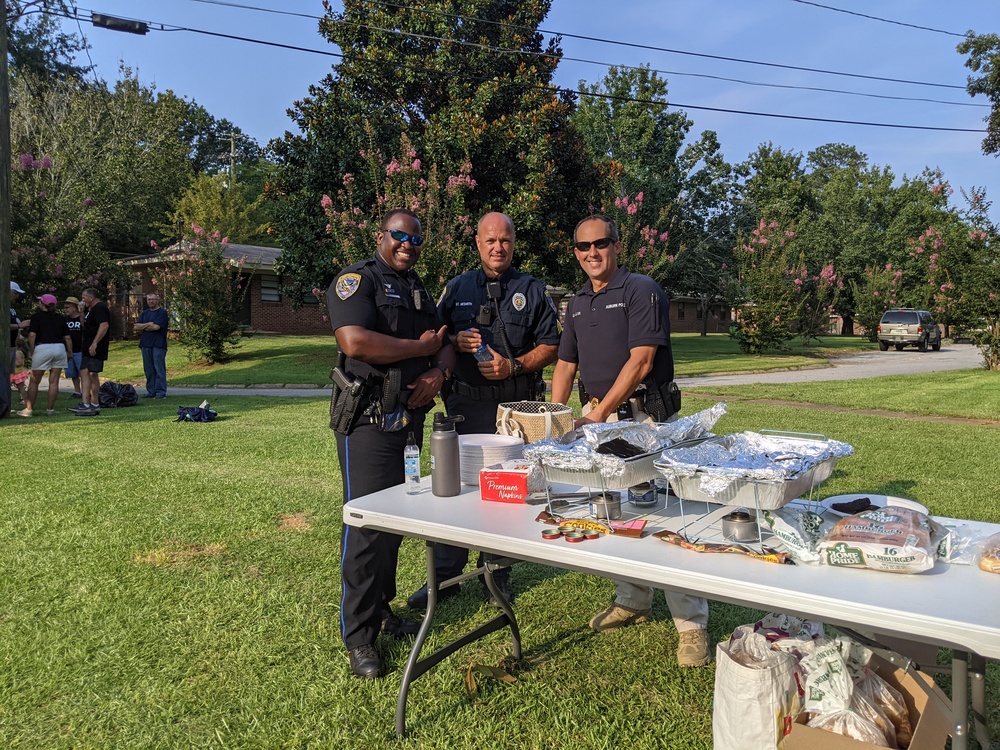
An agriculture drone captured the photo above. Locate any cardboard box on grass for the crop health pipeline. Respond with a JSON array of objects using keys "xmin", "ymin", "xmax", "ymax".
[{"xmin": 784, "ymin": 653, "xmax": 951, "ymax": 750}]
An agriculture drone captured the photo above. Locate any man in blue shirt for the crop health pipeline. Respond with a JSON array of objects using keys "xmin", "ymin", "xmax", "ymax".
[
  {"xmin": 551, "ymin": 214, "xmax": 711, "ymax": 669},
  {"xmin": 134, "ymin": 292, "xmax": 169, "ymax": 399},
  {"xmin": 405, "ymin": 212, "xmax": 561, "ymax": 610}
]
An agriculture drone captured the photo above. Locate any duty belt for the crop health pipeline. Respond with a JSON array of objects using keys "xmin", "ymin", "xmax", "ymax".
[{"xmin": 452, "ymin": 375, "xmax": 537, "ymax": 402}]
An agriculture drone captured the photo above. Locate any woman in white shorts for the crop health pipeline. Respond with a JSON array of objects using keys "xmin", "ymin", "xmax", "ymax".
[{"xmin": 19, "ymin": 294, "xmax": 72, "ymax": 417}]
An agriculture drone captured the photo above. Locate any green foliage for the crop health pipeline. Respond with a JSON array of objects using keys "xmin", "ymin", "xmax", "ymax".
[
  {"xmin": 151, "ymin": 231, "xmax": 249, "ymax": 363},
  {"xmin": 850, "ymin": 264, "xmax": 902, "ymax": 341},
  {"xmin": 10, "ymin": 68, "xmax": 193, "ymax": 296},
  {"xmin": 268, "ymin": 0, "xmax": 601, "ymax": 301},
  {"xmin": 958, "ymin": 32, "xmax": 1000, "ymax": 156},
  {"xmin": 728, "ymin": 220, "xmax": 803, "ymax": 353},
  {"xmin": 573, "ymin": 65, "xmax": 736, "ymax": 298},
  {"xmin": 161, "ymin": 172, "xmax": 273, "ymax": 246},
  {"xmin": 5, "ymin": 0, "xmax": 89, "ymax": 80},
  {"xmin": 317, "ymin": 133, "xmax": 476, "ymax": 300}
]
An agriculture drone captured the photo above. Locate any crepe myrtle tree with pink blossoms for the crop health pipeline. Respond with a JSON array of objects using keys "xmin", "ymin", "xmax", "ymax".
[{"xmin": 318, "ymin": 134, "xmax": 477, "ymax": 301}]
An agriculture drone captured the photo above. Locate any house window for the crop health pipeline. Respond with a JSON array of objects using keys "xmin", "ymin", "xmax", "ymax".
[
  {"xmin": 261, "ymin": 275, "xmax": 282, "ymax": 302},
  {"xmin": 302, "ymin": 290, "xmax": 320, "ymax": 305},
  {"xmin": 696, "ymin": 306, "xmax": 703, "ymax": 319},
  {"xmin": 677, "ymin": 303, "xmax": 684, "ymax": 319}
]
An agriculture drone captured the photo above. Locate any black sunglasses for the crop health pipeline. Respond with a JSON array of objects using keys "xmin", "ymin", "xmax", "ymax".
[
  {"xmin": 573, "ymin": 236, "xmax": 615, "ymax": 253},
  {"xmin": 388, "ymin": 229, "xmax": 425, "ymax": 247}
]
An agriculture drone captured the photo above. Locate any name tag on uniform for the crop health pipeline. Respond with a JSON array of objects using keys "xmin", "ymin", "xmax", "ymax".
[{"xmin": 383, "ymin": 283, "xmax": 401, "ymax": 299}]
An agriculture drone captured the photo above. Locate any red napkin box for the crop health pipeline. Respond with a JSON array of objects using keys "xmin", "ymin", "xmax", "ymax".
[{"xmin": 479, "ymin": 463, "xmax": 531, "ymax": 504}]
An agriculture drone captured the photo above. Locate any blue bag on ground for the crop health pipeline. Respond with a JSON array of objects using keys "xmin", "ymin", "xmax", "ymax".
[
  {"xmin": 176, "ymin": 401, "xmax": 217, "ymax": 422},
  {"xmin": 98, "ymin": 381, "xmax": 139, "ymax": 408}
]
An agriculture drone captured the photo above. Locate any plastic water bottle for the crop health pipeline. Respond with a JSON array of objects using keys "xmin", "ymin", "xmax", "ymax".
[
  {"xmin": 468, "ymin": 328, "xmax": 493, "ymax": 362},
  {"xmin": 404, "ymin": 432, "xmax": 421, "ymax": 495}
]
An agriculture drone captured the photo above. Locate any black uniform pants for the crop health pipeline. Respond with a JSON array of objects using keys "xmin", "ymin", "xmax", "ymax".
[
  {"xmin": 336, "ymin": 417, "xmax": 425, "ymax": 651},
  {"xmin": 436, "ymin": 392, "xmax": 510, "ymax": 585}
]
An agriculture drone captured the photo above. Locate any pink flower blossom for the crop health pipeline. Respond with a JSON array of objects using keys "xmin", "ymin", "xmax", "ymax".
[
  {"xmin": 626, "ymin": 203, "xmax": 638, "ymax": 216},
  {"xmin": 320, "ymin": 194, "xmax": 333, "ymax": 210},
  {"xmin": 659, "ymin": 231, "xmax": 669, "ymax": 242},
  {"xmin": 635, "ymin": 192, "xmax": 644, "ymax": 202},
  {"xmin": 386, "ymin": 158, "xmax": 402, "ymax": 175},
  {"xmin": 19, "ymin": 153, "xmax": 34, "ymax": 169},
  {"xmin": 41, "ymin": 155, "xmax": 53, "ymax": 168},
  {"xmin": 411, "ymin": 159, "xmax": 421, "ymax": 171}
]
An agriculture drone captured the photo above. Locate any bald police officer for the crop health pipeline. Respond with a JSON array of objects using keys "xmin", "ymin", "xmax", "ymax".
[
  {"xmin": 406, "ymin": 212, "xmax": 560, "ymax": 610},
  {"xmin": 328, "ymin": 208, "xmax": 456, "ymax": 679},
  {"xmin": 551, "ymin": 214, "xmax": 711, "ymax": 668}
]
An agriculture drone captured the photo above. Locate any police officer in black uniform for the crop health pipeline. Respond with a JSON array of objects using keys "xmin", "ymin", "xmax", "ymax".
[
  {"xmin": 328, "ymin": 208, "xmax": 455, "ymax": 679},
  {"xmin": 551, "ymin": 214, "xmax": 712, "ymax": 669},
  {"xmin": 405, "ymin": 212, "xmax": 560, "ymax": 610}
]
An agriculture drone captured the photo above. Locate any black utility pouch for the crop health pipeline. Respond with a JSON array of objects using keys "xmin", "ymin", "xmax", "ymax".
[
  {"xmin": 667, "ymin": 381, "xmax": 682, "ymax": 416},
  {"xmin": 329, "ymin": 366, "xmax": 367, "ymax": 434}
]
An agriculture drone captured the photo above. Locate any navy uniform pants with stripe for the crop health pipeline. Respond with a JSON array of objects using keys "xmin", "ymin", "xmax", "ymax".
[{"xmin": 335, "ymin": 417, "xmax": 425, "ymax": 651}]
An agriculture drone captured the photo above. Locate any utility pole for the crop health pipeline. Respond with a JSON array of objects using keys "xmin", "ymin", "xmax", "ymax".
[
  {"xmin": 229, "ymin": 130, "xmax": 236, "ymax": 190},
  {"xmin": 1, "ymin": 0, "xmax": 13, "ymax": 414}
]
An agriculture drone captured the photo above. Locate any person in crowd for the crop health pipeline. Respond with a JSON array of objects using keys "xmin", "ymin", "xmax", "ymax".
[
  {"xmin": 550, "ymin": 214, "xmax": 712, "ymax": 668},
  {"xmin": 62, "ymin": 297, "xmax": 84, "ymax": 399},
  {"xmin": 327, "ymin": 208, "xmax": 455, "ymax": 680},
  {"xmin": 406, "ymin": 211, "xmax": 560, "ymax": 610},
  {"xmin": 69, "ymin": 288, "xmax": 110, "ymax": 417},
  {"xmin": 18, "ymin": 294, "xmax": 72, "ymax": 417},
  {"xmin": 133, "ymin": 292, "xmax": 169, "ymax": 399},
  {"xmin": 8, "ymin": 281, "xmax": 31, "ymax": 405}
]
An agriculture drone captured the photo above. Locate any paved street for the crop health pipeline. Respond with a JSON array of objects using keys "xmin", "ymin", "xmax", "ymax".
[{"xmin": 676, "ymin": 343, "xmax": 984, "ymax": 388}]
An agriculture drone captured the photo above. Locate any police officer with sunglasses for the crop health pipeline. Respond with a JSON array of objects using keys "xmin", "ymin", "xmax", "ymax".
[
  {"xmin": 327, "ymin": 208, "xmax": 455, "ymax": 680},
  {"xmin": 550, "ymin": 214, "xmax": 711, "ymax": 669}
]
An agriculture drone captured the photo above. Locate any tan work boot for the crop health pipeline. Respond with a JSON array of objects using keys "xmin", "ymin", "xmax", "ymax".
[
  {"xmin": 589, "ymin": 604, "xmax": 651, "ymax": 633},
  {"xmin": 677, "ymin": 629, "xmax": 712, "ymax": 668}
]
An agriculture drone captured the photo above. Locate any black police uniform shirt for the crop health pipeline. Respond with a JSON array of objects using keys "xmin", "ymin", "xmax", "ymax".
[
  {"xmin": 328, "ymin": 253, "xmax": 443, "ymax": 395},
  {"xmin": 437, "ymin": 266, "xmax": 560, "ymax": 387},
  {"xmin": 558, "ymin": 266, "xmax": 674, "ymax": 401}
]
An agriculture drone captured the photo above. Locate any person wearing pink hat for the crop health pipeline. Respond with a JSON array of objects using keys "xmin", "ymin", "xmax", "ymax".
[{"xmin": 19, "ymin": 294, "xmax": 72, "ymax": 417}]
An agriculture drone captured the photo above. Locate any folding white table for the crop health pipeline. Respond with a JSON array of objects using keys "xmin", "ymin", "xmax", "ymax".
[{"xmin": 344, "ymin": 480, "xmax": 1000, "ymax": 747}]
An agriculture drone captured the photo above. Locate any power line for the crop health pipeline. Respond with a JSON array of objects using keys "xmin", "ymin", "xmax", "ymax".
[
  {"xmin": 789, "ymin": 0, "xmax": 970, "ymax": 38},
  {"xmin": 52, "ymin": 6, "xmax": 986, "ymax": 134},
  {"xmin": 175, "ymin": 0, "xmax": 971, "ymax": 92}
]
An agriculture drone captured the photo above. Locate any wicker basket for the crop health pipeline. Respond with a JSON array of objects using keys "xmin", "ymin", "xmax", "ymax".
[{"xmin": 496, "ymin": 401, "xmax": 574, "ymax": 444}]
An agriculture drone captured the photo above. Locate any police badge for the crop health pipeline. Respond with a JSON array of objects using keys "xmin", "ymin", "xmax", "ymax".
[
  {"xmin": 512, "ymin": 292, "xmax": 527, "ymax": 311},
  {"xmin": 336, "ymin": 273, "xmax": 362, "ymax": 300}
]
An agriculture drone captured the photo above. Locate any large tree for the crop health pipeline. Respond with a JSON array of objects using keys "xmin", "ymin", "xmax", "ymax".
[
  {"xmin": 268, "ymin": 0, "xmax": 601, "ymax": 302},
  {"xmin": 5, "ymin": 0, "xmax": 88, "ymax": 80},
  {"xmin": 10, "ymin": 69, "xmax": 193, "ymax": 295},
  {"xmin": 572, "ymin": 65, "xmax": 736, "ymax": 315},
  {"xmin": 958, "ymin": 32, "xmax": 1000, "ymax": 156}
]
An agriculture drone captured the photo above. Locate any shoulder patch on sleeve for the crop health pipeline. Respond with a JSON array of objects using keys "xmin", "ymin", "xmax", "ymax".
[{"xmin": 335, "ymin": 272, "xmax": 362, "ymax": 300}]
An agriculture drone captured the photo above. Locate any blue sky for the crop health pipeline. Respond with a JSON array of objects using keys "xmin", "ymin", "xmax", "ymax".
[{"xmin": 65, "ymin": 0, "xmax": 998, "ymax": 221}]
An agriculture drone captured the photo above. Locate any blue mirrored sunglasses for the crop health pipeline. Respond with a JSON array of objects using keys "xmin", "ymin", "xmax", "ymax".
[{"xmin": 388, "ymin": 229, "xmax": 425, "ymax": 247}]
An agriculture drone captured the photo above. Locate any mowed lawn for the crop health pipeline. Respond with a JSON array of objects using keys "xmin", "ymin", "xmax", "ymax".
[{"xmin": 2, "ymin": 339, "xmax": 998, "ymax": 748}]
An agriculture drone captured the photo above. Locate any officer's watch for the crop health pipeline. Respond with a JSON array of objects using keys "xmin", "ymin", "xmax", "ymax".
[
  {"xmin": 434, "ymin": 362, "xmax": 451, "ymax": 380},
  {"xmin": 509, "ymin": 359, "xmax": 524, "ymax": 378}
]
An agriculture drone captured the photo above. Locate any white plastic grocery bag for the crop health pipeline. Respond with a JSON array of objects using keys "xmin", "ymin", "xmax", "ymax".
[{"xmin": 713, "ymin": 625, "xmax": 802, "ymax": 750}]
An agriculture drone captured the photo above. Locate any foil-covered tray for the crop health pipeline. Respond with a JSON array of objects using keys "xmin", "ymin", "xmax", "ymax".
[{"xmin": 654, "ymin": 432, "xmax": 852, "ymax": 510}]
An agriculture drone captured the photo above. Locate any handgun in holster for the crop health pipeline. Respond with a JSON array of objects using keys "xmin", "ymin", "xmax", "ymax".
[{"xmin": 329, "ymin": 365, "xmax": 368, "ymax": 434}]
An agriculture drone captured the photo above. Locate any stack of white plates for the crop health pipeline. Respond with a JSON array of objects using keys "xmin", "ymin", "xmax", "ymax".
[{"xmin": 459, "ymin": 434, "xmax": 525, "ymax": 486}]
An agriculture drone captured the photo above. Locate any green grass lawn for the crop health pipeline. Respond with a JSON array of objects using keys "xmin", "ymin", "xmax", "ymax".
[
  {"xmin": 2, "ymin": 385, "xmax": 998, "ymax": 748},
  {"xmin": 687, "ymin": 369, "xmax": 1000, "ymax": 421}
]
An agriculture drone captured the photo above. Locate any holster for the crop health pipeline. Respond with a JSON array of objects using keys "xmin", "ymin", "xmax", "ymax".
[
  {"xmin": 642, "ymin": 379, "xmax": 681, "ymax": 422},
  {"xmin": 329, "ymin": 366, "xmax": 368, "ymax": 434}
]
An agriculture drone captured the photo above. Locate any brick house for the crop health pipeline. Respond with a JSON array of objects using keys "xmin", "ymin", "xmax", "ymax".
[{"xmin": 120, "ymin": 242, "xmax": 330, "ymax": 336}]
